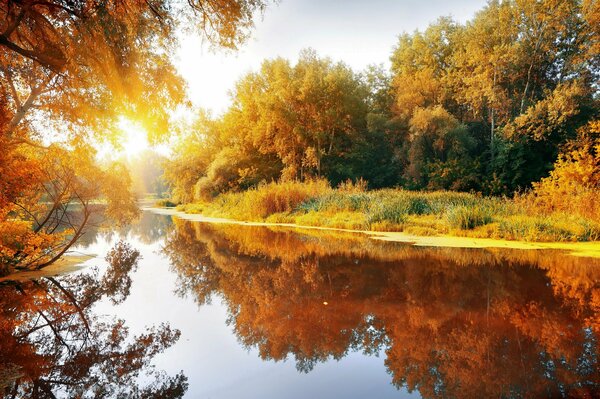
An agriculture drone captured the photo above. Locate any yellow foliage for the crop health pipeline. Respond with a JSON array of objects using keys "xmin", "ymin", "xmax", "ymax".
[
  {"xmin": 528, "ymin": 121, "xmax": 600, "ymax": 221},
  {"xmin": 0, "ymin": 220, "xmax": 71, "ymax": 274}
]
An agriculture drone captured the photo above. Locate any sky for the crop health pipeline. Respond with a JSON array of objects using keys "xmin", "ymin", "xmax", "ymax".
[{"xmin": 175, "ymin": 0, "xmax": 488, "ymax": 115}]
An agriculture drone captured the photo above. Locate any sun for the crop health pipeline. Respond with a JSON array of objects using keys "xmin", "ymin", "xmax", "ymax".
[{"xmin": 117, "ymin": 117, "xmax": 149, "ymax": 158}]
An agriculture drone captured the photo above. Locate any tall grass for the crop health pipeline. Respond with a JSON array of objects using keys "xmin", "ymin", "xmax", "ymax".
[
  {"xmin": 202, "ymin": 179, "xmax": 331, "ymax": 221},
  {"xmin": 446, "ymin": 205, "xmax": 494, "ymax": 230},
  {"xmin": 177, "ymin": 180, "xmax": 600, "ymax": 242}
]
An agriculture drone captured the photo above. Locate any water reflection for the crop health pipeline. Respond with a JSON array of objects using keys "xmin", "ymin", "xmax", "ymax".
[
  {"xmin": 164, "ymin": 219, "xmax": 600, "ymax": 398},
  {"xmin": 2, "ymin": 211, "xmax": 599, "ymax": 398},
  {"xmin": 0, "ymin": 240, "xmax": 186, "ymax": 398},
  {"xmin": 75, "ymin": 211, "xmax": 174, "ymax": 248}
]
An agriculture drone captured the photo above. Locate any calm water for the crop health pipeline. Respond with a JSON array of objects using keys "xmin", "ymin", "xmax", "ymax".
[{"xmin": 1, "ymin": 211, "xmax": 599, "ymax": 398}]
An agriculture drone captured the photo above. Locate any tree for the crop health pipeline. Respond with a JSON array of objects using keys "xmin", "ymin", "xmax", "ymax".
[
  {"xmin": 390, "ymin": 17, "xmax": 460, "ymax": 121},
  {"xmin": 0, "ymin": 0, "xmax": 270, "ymax": 273},
  {"xmin": 402, "ymin": 106, "xmax": 481, "ymax": 190},
  {"xmin": 0, "ymin": 0, "xmax": 268, "ymax": 144},
  {"xmin": 0, "ymin": 143, "xmax": 139, "ymax": 275},
  {"xmin": 234, "ymin": 50, "xmax": 369, "ymax": 182}
]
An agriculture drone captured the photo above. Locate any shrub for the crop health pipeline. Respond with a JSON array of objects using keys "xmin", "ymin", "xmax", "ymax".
[{"xmin": 525, "ymin": 120, "xmax": 600, "ymax": 222}]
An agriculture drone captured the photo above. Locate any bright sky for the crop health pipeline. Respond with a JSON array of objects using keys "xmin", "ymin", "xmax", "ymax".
[{"xmin": 176, "ymin": 0, "xmax": 488, "ymax": 115}]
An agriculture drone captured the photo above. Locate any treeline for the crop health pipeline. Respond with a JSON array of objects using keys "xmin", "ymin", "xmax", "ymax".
[{"xmin": 166, "ymin": 0, "xmax": 599, "ymax": 202}]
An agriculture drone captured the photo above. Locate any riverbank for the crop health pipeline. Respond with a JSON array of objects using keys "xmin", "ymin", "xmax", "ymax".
[
  {"xmin": 164, "ymin": 181, "xmax": 600, "ymax": 243},
  {"xmin": 146, "ymin": 207, "xmax": 600, "ymax": 259}
]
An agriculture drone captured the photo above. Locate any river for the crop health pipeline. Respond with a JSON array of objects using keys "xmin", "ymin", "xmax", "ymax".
[{"xmin": 1, "ymin": 210, "xmax": 599, "ymax": 398}]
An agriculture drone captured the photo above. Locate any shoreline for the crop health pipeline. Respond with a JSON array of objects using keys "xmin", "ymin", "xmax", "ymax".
[
  {"xmin": 146, "ymin": 207, "xmax": 600, "ymax": 259},
  {"xmin": 0, "ymin": 254, "xmax": 95, "ymax": 283}
]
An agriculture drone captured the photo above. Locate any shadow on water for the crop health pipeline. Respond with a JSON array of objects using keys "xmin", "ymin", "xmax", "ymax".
[{"xmin": 163, "ymin": 218, "xmax": 600, "ymax": 398}]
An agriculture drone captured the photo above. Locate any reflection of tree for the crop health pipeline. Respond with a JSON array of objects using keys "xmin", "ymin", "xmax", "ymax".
[
  {"xmin": 164, "ymin": 219, "xmax": 600, "ymax": 398},
  {"xmin": 125, "ymin": 212, "xmax": 173, "ymax": 245},
  {"xmin": 101, "ymin": 241, "xmax": 140, "ymax": 304},
  {"xmin": 75, "ymin": 211, "xmax": 173, "ymax": 249},
  {"xmin": 0, "ymin": 241, "xmax": 187, "ymax": 398}
]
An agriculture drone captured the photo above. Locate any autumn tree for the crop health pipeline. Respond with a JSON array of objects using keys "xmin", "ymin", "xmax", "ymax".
[
  {"xmin": 0, "ymin": 0, "xmax": 269, "ymax": 273},
  {"xmin": 390, "ymin": 0, "xmax": 599, "ymax": 193},
  {"xmin": 0, "ymin": 0, "xmax": 268, "ymax": 143},
  {"xmin": 231, "ymin": 49, "xmax": 369, "ymax": 181}
]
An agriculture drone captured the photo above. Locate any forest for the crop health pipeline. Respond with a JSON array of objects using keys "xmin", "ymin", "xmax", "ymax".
[
  {"xmin": 1, "ymin": 0, "xmax": 600, "ymax": 276},
  {"xmin": 166, "ymin": 0, "xmax": 599, "ymax": 199},
  {"xmin": 166, "ymin": 0, "xmax": 600, "ymax": 242}
]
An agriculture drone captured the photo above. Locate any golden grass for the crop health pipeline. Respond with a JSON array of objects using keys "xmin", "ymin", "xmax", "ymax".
[
  {"xmin": 175, "ymin": 181, "xmax": 600, "ymax": 243},
  {"xmin": 192, "ymin": 179, "xmax": 332, "ymax": 221}
]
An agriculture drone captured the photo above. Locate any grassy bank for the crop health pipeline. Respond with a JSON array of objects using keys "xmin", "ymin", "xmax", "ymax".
[{"xmin": 172, "ymin": 180, "xmax": 600, "ymax": 243}]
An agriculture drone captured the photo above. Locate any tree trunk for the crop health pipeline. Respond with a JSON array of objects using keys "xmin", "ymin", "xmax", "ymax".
[
  {"xmin": 520, "ymin": 22, "xmax": 546, "ymax": 114},
  {"xmin": 490, "ymin": 69, "xmax": 497, "ymax": 163}
]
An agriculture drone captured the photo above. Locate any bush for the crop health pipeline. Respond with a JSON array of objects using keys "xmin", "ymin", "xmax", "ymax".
[{"xmin": 524, "ymin": 120, "xmax": 600, "ymax": 223}]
